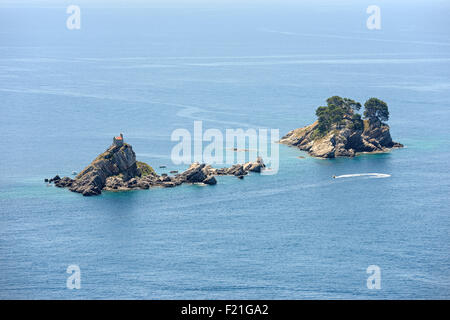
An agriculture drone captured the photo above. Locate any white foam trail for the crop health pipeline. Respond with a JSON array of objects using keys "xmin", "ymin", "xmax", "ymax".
[{"xmin": 334, "ymin": 173, "xmax": 391, "ymax": 179}]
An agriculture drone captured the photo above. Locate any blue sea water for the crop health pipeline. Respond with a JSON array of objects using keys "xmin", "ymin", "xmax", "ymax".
[{"xmin": 0, "ymin": 0, "xmax": 449, "ymax": 299}]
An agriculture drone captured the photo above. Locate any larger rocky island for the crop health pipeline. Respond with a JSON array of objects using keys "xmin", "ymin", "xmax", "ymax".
[
  {"xmin": 280, "ymin": 96, "xmax": 403, "ymax": 158},
  {"xmin": 48, "ymin": 134, "xmax": 265, "ymax": 196}
]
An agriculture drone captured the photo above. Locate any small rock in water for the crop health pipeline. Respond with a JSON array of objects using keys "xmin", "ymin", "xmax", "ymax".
[
  {"xmin": 54, "ymin": 176, "xmax": 74, "ymax": 188},
  {"xmin": 203, "ymin": 175, "xmax": 217, "ymax": 185},
  {"xmin": 49, "ymin": 175, "xmax": 61, "ymax": 183}
]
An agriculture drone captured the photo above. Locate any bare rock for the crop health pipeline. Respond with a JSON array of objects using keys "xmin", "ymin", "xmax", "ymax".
[
  {"xmin": 54, "ymin": 176, "xmax": 73, "ymax": 188},
  {"xmin": 179, "ymin": 162, "xmax": 207, "ymax": 183},
  {"xmin": 203, "ymin": 175, "xmax": 217, "ymax": 185},
  {"xmin": 244, "ymin": 157, "xmax": 266, "ymax": 173}
]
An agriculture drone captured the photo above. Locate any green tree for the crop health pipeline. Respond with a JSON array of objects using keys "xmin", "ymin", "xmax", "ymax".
[
  {"xmin": 326, "ymin": 96, "xmax": 345, "ymax": 108},
  {"xmin": 315, "ymin": 103, "xmax": 345, "ymax": 133},
  {"xmin": 326, "ymin": 96, "xmax": 361, "ymax": 113},
  {"xmin": 363, "ymin": 98, "xmax": 389, "ymax": 124},
  {"xmin": 316, "ymin": 106, "xmax": 331, "ymax": 133},
  {"xmin": 328, "ymin": 104, "xmax": 344, "ymax": 124},
  {"xmin": 343, "ymin": 98, "xmax": 362, "ymax": 113},
  {"xmin": 350, "ymin": 113, "xmax": 364, "ymax": 131},
  {"xmin": 315, "ymin": 106, "xmax": 328, "ymax": 118}
]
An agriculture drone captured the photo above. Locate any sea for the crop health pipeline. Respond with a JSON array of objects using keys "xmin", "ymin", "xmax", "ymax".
[{"xmin": 0, "ymin": 0, "xmax": 449, "ymax": 299}]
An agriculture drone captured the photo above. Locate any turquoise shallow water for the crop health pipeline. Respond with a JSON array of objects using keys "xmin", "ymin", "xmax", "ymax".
[{"xmin": 0, "ymin": 0, "xmax": 449, "ymax": 299}]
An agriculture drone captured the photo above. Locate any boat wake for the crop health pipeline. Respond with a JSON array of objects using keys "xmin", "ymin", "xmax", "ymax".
[{"xmin": 333, "ymin": 173, "xmax": 391, "ymax": 179}]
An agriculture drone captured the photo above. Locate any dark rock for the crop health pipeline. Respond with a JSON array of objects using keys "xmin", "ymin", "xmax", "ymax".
[
  {"xmin": 203, "ymin": 175, "xmax": 217, "ymax": 185},
  {"xmin": 104, "ymin": 176, "xmax": 126, "ymax": 190},
  {"xmin": 180, "ymin": 163, "xmax": 207, "ymax": 183},
  {"xmin": 159, "ymin": 175, "xmax": 171, "ymax": 182},
  {"xmin": 245, "ymin": 157, "xmax": 265, "ymax": 173},
  {"xmin": 127, "ymin": 178, "xmax": 138, "ymax": 188},
  {"xmin": 214, "ymin": 168, "xmax": 227, "ymax": 175},
  {"xmin": 161, "ymin": 181, "xmax": 176, "ymax": 188},
  {"xmin": 49, "ymin": 175, "xmax": 61, "ymax": 183},
  {"xmin": 137, "ymin": 181, "xmax": 150, "ymax": 189},
  {"xmin": 54, "ymin": 177, "xmax": 74, "ymax": 188},
  {"xmin": 68, "ymin": 143, "xmax": 140, "ymax": 196},
  {"xmin": 81, "ymin": 185, "xmax": 101, "ymax": 196},
  {"xmin": 226, "ymin": 164, "xmax": 245, "ymax": 176}
]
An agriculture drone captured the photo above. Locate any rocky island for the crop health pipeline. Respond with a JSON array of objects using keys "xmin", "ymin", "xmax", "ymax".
[
  {"xmin": 280, "ymin": 96, "xmax": 403, "ymax": 158},
  {"xmin": 48, "ymin": 134, "xmax": 266, "ymax": 196}
]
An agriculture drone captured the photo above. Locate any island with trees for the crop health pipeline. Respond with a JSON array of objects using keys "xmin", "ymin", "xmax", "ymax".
[{"xmin": 279, "ymin": 96, "xmax": 403, "ymax": 158}]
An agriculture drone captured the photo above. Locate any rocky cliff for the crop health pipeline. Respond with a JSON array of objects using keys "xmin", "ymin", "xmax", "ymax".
[
  {"xmin": 280, "ymin": 119, "xmax": 403, "ymax": 158},
  {"xmin": 49, "ymin": 140, "xmax": 266, "ymax": 196}
]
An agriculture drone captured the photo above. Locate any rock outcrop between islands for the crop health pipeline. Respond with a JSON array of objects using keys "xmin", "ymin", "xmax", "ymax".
[
  {"xmin": 48, "ymin": 138, "xmax": 266, "ymax": 196},
  {"xmin": 279, "ymin": 96, "xmax": 403, "ymax": 158}
]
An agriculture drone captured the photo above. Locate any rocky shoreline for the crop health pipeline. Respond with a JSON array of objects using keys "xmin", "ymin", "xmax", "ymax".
[
  {"xmin": 47, "ymin": 138, "xmax": 266, "ymax": 196},
  {"xmin": 280, "ymin": 120, "xmax": 403, "ymax": 158}
]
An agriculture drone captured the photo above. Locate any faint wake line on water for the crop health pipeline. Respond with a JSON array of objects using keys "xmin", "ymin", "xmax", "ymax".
[
  {"xmin": 184, "ymin": 58, "xmax": 450, "ymax": 67},
  {"xmin": 0, "ymin": 88, "xmax": 261, "ymax": 128},
  {"xmin": 371, "ymin": 82, "xmax": 450, "ymax": 92},
  {"xmin": 92, "ymin": 57, "xmax": 450, "ymax": 69},
  {"xmin": 72, "ymin": 52, "xmax": 416, "ymax": 62},
  {"xmin": 7, "ymin": 53, "xmax": 445, "ymax": 70},
  {"xmin": 175, "ymin": 105, "xmax": 261, "ymax": 128},
  {"xmin": 260, "ymin": 28, "xmax": 450, "ymax": 47},
  {"xmin": 334, "ymin": 173, "xmax": 391, "ymax": 179},
  {"xmin": 154, "ymin": 179, "xmax": 334, "ymax": 213},
  {"xmin": 157, "ymin": 173, "xmax": 393, "ymax": 212}
]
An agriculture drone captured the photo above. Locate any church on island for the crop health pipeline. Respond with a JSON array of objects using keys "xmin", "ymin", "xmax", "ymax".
[{"xmin": 113, "ymin": 133, "xmax": 124, "ymax": 147}]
